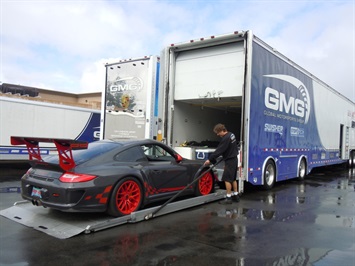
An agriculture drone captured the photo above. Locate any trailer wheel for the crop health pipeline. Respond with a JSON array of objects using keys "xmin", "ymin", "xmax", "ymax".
[
  {"xmin": 263, "ymin": 160, "xmax": 276, "ymax": 190},
  {"xmin": 195, "ymin": 171, "xmax": 214, "ymax": 196},
  {"xmin": 298, "ymin": 158, "xmax": 307, "ymax": 180},
  {"xmin": 107, "ymin": 177, "xmax": 143, "ymax": 217}
]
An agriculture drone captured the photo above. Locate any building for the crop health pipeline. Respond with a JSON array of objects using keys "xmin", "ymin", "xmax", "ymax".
[{"xmin": 0, "ymin": 83, "xmax": 101, "ymax": 110}]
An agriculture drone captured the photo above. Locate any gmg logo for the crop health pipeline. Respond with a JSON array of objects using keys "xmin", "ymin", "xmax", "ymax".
[
  {"xmin": 264, "ymin": 75, "xmax": 310, "ymax": 124},
  {"xmin": 110, "ymin": 77, "xmax": 143, "ymax": 92}
]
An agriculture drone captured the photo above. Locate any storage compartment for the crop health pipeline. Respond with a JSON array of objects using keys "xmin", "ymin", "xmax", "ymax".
[{"xmin": 170, "ymin": 101, "xmax": 241, "ymax": 149}]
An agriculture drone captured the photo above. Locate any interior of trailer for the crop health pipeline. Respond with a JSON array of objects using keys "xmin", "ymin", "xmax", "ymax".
[{"xmin": 171, "ymin": 98, "xmax": 242, "ymax": 159}]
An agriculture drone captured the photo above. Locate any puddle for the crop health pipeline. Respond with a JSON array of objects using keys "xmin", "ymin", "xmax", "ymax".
[
  {"xmin": 313, "ymin": 244, "xmax": 355, "ymax": 265},
  {"xmin": 255, "ymin": 192, "xmax": 317, "ymax": 205},
  {"xmin": 263, "ymin": 247, "xmax": 355, "ymax": 266},
  {"xmin": 315, "ymin": 214, "xmax": 354, "ymax": 228},
  {"xmin": 211, "ymin": 207, "xmax": 306, "ymax": 222}
]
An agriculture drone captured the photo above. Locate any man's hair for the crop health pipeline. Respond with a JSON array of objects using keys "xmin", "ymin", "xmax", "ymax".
[{"xmin": 213, "ymin": 123, "xmax": 227, "ymax": 133}]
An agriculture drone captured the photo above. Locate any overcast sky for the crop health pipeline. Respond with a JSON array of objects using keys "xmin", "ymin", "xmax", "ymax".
[{"xmin": 1, "ymin": 0, "xmax": 354, "ymax": 101}]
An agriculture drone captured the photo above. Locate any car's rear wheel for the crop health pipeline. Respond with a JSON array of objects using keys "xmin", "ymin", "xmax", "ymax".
[
  {"xmin": 195, "ymin": 170, "xmax": 214, "ymax": 196},
  {"xmin": 107, "ymin": 177, "xmax": 143, "ymax": 217}
]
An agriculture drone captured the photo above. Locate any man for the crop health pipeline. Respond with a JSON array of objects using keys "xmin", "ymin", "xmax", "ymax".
[{"xmin": 204, "ymin": 123, "xmax": 240, "ymax": 204}]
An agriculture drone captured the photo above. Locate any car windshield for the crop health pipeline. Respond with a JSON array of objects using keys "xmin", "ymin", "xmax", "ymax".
[{"xmin": 45, "ymin": 141, "xmax": 121, "ymax": 165}]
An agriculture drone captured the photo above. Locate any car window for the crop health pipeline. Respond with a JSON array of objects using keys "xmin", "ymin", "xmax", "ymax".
[
  {"xmin": 142, "ymin": 144, "xmax": 175, "ymax": 161},
  {"xmin": 115, "ymin": 146, "xmax": 147, "ymax": 162}
]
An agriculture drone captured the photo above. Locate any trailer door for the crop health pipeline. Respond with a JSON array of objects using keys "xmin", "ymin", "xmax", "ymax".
[{"xmin": 174, "ymin": 42, "xmax": 245, "ymax": 101}]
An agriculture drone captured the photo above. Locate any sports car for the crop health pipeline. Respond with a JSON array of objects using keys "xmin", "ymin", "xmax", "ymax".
[{"xmin": 13, "ymin": 137, "xmax": 217, "ymax": 217}]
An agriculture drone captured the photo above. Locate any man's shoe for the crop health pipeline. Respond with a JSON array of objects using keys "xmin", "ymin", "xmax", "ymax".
[
  {"xmin": 219, "ymin": 197, "xmax": 232, "ymax": 205},
  {"xmin": 232, "ymin": 194, "xmax": 240, "ymax": 202}
]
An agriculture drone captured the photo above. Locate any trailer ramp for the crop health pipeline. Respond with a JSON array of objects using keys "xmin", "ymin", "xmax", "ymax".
[{"xmin": 0, "ymin": 191, "xmax": 225, "ymax": 239}]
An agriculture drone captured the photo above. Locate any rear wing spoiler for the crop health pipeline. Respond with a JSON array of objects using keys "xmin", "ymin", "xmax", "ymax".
[{"xmin": 11, "ymin": 136, "xmax": 88, "ymax": 171}]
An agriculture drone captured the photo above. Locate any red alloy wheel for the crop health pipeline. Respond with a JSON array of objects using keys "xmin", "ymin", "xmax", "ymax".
[
  {"xmin": 198, "ymin": 172, "xmax": 214, "ymax": 195},
  {"xmin": 115, "ymin": 180, "xmax": 142, "ymax": 215}
]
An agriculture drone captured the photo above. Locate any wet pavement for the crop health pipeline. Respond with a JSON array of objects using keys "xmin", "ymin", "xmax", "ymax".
[{"xmin": 0, "ymin": 165, "xmax": 354, "ymax": 266}]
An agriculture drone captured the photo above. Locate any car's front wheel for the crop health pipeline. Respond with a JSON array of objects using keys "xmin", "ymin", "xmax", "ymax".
[
  {"xmin": 107, "ymin": 177, "xmax": 143, "ymax": 217},
  {"xmin": 195, "ymin": 170, "xmax": 214, "ymax": 196}
]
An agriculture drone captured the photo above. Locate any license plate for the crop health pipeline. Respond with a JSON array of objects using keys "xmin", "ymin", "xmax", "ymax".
[{"xmin": 31, "ymin": 187, "xmax": 42, "ymax": 198}]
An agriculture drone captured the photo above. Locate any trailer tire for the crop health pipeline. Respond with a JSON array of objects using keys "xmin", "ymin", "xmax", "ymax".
[
  {"xmin": 298, "ymin": 158, "xmax": 307, "ymax": 180},
  {"xmin": 195, "ymin": 170, "xmax": 215, "ymax": 196},
  {"xmin": 107, "ymin": 177, "xmax": 143, "ymax": 217},
  {"xmin": 262, "ymin": 160, "xmax": 276, "ymax": 190}
]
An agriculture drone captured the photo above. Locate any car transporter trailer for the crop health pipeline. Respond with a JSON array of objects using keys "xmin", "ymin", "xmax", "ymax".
[{"xmin": 0, "ymin": 190, "xmax": 225, "ymax": 239}]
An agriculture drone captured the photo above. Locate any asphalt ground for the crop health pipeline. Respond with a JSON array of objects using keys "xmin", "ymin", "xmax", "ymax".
[{"xmin": 0, "ymin": 164, "xmax": 354, "ymax": 266}]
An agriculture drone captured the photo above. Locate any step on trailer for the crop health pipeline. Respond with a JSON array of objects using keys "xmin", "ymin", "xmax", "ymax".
[{"xmin": 159, "ymin": 30, "xmax": 355, "ymax": 192}]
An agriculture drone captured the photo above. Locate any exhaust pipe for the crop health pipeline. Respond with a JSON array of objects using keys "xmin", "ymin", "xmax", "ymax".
[{"xmin": 31, "ymin": 199, "xmax": 43, "ymax": 206}]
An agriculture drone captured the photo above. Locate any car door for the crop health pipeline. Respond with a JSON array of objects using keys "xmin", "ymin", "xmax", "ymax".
[{"xmin": 141, "ymin": 144, "xmax": 190, "ymax": 195}]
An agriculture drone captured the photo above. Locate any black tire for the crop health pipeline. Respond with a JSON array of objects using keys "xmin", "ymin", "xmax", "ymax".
[
  {"xmin": 107, "ymin": 177, "xmax": 144, "ymax": 217},
  {"xmin": 262, "ymin": 159, "xmax": 276, "ymax": 190},
  {"xmin": 298, "ymin": 158, "xmax": 307, "ymax": 180}
]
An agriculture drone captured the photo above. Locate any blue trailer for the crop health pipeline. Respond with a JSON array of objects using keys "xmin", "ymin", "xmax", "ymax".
[{"xmin": 159, "ymin": 30, "xmax": 355, "ymax": 191}]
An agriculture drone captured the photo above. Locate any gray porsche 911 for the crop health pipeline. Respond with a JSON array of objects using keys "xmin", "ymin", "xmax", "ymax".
[{"xmin": 14, "ymin": 137, "xmax": 217, "ymax": 217}]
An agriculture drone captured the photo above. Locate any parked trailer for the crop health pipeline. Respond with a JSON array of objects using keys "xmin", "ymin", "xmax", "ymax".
[
  {"xmin": 101, "ymin": 56, "xmax": 162, "ymax": 140},
  {"xmin": 159, "ymin": 30, "xmax": 355, "ymax": 191},
  {"xmin": 0, "ymin": 96, "xmax": 100, "ymax": 161}
]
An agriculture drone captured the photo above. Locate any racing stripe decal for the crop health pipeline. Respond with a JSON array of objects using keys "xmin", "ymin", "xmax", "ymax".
[{"xmin": 95, "ymin": 185, "xmax": 113, "ymax": 204}]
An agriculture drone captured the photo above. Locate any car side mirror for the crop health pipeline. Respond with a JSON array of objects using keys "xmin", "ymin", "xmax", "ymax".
[{"xmin": 175, "ymin": 153, "xmax": 183, "ymax": 163}]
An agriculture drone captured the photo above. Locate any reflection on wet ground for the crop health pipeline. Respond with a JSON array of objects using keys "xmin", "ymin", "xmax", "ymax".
[
  {"xmin": 0, "ymin": 165, "xmax": 354, "ymax": 265},
  {"xmin": 212, "ymin": 207, "xmax": 354, "ymax": 229}
]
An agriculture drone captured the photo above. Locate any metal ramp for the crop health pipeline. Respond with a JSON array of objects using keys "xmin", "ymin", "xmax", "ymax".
[{"xmin": 0, "ymin": 191, "xmax": 225, "ymax": 239}]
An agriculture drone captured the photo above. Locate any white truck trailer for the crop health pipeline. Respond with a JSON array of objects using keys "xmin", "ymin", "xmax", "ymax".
[
  {"xmin": 101, "ymin": 56, "xmax": 162, "ymax": 140},
  {"xmin": 159, "ymin": 30, "xmax": 355, "ymax": 191},
  {"xmin": 0, "ymin": 96, "xmax": 100, "ymax": 161}
]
